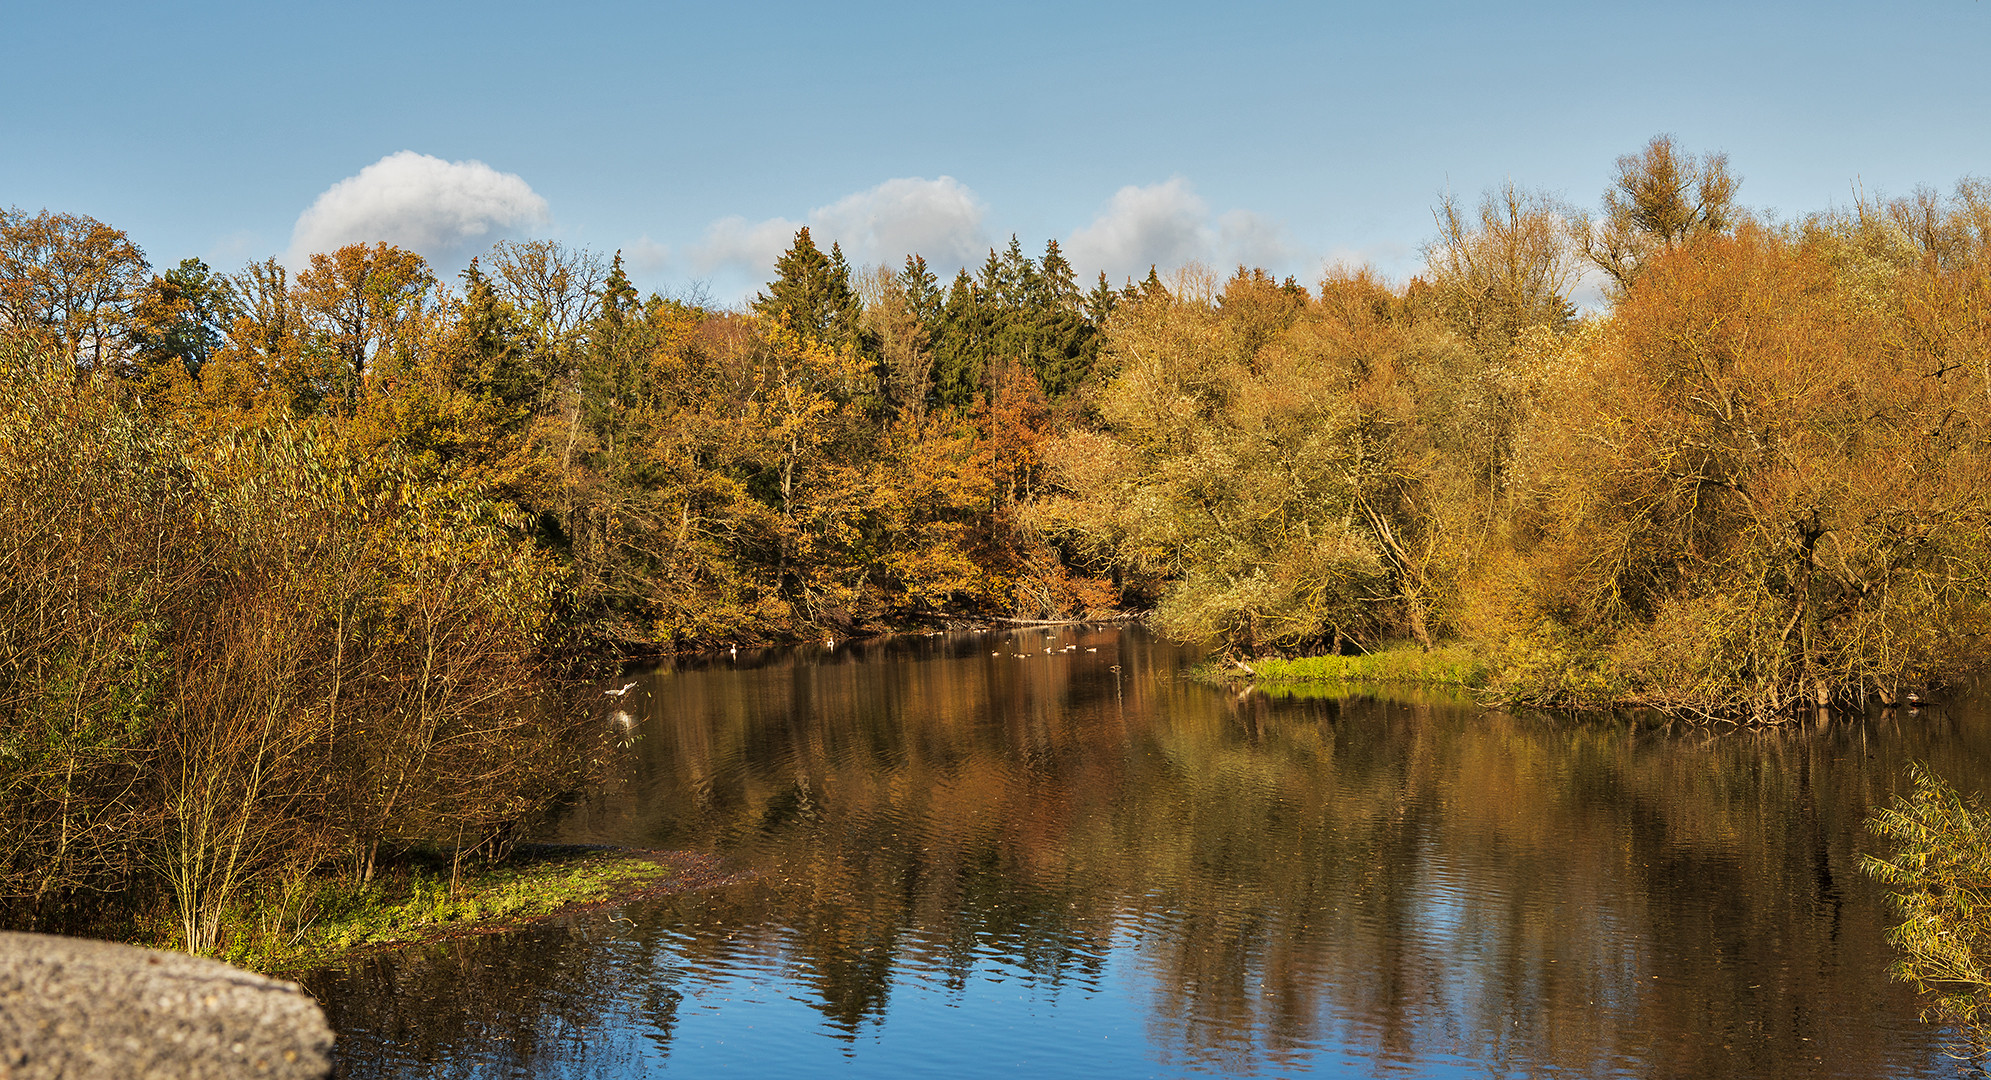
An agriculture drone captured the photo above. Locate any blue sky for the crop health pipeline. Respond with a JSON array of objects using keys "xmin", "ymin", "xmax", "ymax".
[{"xmin": 4, "ymin": 1, "xmax": 1988, "ymax": 302}]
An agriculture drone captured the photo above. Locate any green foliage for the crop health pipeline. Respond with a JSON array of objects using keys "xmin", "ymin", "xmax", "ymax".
[
  {"xmin": 1036, "ymin": 267, "xmax": 1484, "ymax": 656},
  {"xmin": 1245, "ymin": 643, "xmax": 1491, "ymax": 688},
  {"xmin": 927, "ymin": 239, "xmax": 1103, "ymax": 410},
  {"xmin": 931, "ymin": 268, "xmax": 991, "ymax": 411},
  {"xmin": 754, "ymin": 227, "xmax": 865, "ymax": 354},
  {"xmin": 131, "ymin": 257, "xmax": 240, "ymax": 379},
  {"xmin": 1864, "ymin": 765, "xmax": 1991, "ymax": 1063},
  {"xmin": 214, "ymin": 849, "xmax": 680, "ymax": 975}
]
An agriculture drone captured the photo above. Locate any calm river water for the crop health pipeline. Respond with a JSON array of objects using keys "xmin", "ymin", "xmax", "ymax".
[{"xmin": 306, "ymin": 626, "xmax": 1991, "ymax": 1078}]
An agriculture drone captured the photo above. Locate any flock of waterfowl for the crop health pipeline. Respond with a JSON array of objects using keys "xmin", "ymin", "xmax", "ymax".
[
  {"xmin": 603, "ymin": 630, "xmax": 1109, "ymax": 740},
  {"xmin": 992, "ymin": 644, "xmax": 1097, "ymax": 657}
]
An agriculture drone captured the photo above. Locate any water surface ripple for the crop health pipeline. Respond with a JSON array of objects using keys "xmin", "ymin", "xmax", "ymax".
[{"xmin": 307, "ymin": 627, "xmax": 1989, "ymax": 1078}]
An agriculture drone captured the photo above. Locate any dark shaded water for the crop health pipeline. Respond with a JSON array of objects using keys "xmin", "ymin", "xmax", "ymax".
[{"xmin": 306, "ymin": 627, "xmax": 1991, "ymax": 1078}]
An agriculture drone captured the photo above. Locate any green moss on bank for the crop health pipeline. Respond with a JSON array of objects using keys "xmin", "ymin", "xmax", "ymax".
[
  {"xmin": 206, "ymin": 847, "xmax": 698, "ymax": 976},
  {"xmin": 1240, "ymin": 643, "xmax": 1492, "ymax": 690}
]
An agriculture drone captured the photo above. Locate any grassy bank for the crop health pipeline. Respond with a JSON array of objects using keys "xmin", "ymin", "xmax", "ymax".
[
  {"xmin": 1228, "ymin": 643, "xmax": 1492, "ymax": 690},
  {"xmin": 172, "ymin": 847, "xmax": 737, "ymax": 976}
]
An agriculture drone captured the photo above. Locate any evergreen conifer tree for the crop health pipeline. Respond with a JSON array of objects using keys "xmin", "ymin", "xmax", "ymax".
[
  {"xmin": 600, "ymin": 251, "xmax": 639, "ymax": 326},
  {"xmin": 931, "ymin": 269, "xmax": 988, "ymax": 411},
  {"xmin": 1085, "ymin": 271, "xmax": 1119, "ymax": 327},
  {"xmin": 1022, "ymin": 238, "xmax": 1098, "ymax": 398},
  {"xmin": 1040, "ymin": 240, "xmax": 1080, "ymax": 313},
  {"xmin": 453, "ymin": 258, "xmax": 540, "ymax": 412},
  {"xmin": 754, "ymin": 227, "xmax": 865, "ymax": 352},
  {"xmin": 902, "ymin": 254, "xmax": 942, "ymax": 331}
]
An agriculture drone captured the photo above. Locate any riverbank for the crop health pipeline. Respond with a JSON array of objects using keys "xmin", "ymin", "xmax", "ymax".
[
  {"xmin": 189, "ymin": 846, "xmax": 747, "ymax": 977},
  {"xmin": 1199, "ymin": 642, "xmax": 1492, "ymax": 692}
]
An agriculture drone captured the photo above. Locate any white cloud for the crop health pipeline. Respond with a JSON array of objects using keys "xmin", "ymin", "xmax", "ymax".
[
  {"xmin": 1065, "ymin": 179, "xmax": 1210, "ymax": 283},
  {"xmin": 691, "ymin": 214, "xmax": 805, "ymax": 278},
  {"xmin": 810, "ymin": 177, "xmax": 989, "ymax": 270},
  {"xmin": 1064, "ymin": 179, "xmax": 1302, "ymax": 285},
  {"xmin": 1216, "ymin": 210, "xmax": 1301, "ymax": 273},
  {"xmin": 690, "ymin": 176, "xmax": 989, "ymax": 280},
  {"xmin": 288, "ymin": 151, "xmax": 549, "ymax": 268},
  {"xmin": 679, "ymin": 175, "xmax": 1309, "ymax": 303},
  {"xmin": 626, "ymin": 235, "xmax": 671, "ymax": 276}
]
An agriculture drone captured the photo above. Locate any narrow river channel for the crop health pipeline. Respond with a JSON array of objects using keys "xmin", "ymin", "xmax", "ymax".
[{"xmin": 305, "ymin": 626, "xmax": 1988, "ymax": 1078}]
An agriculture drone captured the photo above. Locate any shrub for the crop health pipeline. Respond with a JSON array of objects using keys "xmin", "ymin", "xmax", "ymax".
[{"xmin": 1864, "ymin": 764, "xmax": 1991, "ymax": 1064}]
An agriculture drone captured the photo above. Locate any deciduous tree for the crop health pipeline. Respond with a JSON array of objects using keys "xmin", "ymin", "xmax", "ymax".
[
  {"xmin": 0, "ymin": 207, "xmax": 150, "ymax": 368},
  {"xmin": 1575, "ymin": 135, "xmax": 1740, "ymax": 296}
]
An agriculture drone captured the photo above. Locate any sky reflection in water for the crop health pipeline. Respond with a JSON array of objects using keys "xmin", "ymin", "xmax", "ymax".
[{"xmin": 308, "ymin": 627, "xmax": 1987, "ymax": 1078}]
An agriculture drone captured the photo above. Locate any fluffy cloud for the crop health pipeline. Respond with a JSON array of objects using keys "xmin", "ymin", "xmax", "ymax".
[
  {"xmin": 625, "ymin": 235, "xmax": 671, "ymax": 277},
  {"xmin": 691, "ymin": 176, "xmax": 989, "ymax": 280},
  {"xmin": 810, "ymin": 177, "xmax": 989, "ymax": 270},
  {"xmin": 691, "ymin": 213, "xmax": 806, "ymax": 279},
  {"xmin": 288, "ymin": 151, "xmax": 549, "ymax": 268},
  {"xmin": 1064, "ymin": 179, "xmax": 1300, "ymax": 285},
  {"xmin": 679, "ymin": 175, "xmax": 1305, "ymax": 302}
]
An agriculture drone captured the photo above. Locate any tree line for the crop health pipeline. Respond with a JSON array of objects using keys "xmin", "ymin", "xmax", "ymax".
[{"xmin": 4, "ymin": 133, "xmax": 1990, "ymax": 945}]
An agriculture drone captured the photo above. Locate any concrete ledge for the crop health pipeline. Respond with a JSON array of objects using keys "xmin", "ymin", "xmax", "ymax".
[{"xmin": 0, "ymin": 932, "xmax": 332, "ymax": 1079}]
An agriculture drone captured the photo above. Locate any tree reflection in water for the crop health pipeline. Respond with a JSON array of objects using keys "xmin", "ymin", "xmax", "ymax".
[{"xmin": 309, "ymin": 628, "xmax": 1982, "ymax": 1078}]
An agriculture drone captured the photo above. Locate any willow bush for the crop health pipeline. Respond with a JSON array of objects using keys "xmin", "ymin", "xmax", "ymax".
[
  {"xmin": 1506, "ymin": 210, "xmax": 1991, "ymax": 718},
  {"xmin": 1865, "ymin": 765, "xmax": 1991, "ymax": 1064},
  {"xmin": 0, "ymin": 336, "xmax": 177, "ymax": 922},
  {"xmin": 0, "ymin": 334, "xmax": 602, "ymax": 948}
]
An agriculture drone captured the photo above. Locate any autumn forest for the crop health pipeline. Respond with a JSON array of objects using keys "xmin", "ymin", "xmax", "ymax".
[{"xmin": 6, "ymin": 136, "xmax": 1991, "ymax": 947}]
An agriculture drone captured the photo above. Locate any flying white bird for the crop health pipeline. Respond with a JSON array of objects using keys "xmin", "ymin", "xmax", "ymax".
[{"xmin": 605, "ymin": 681, "xmax": 638, "ymax": 697}]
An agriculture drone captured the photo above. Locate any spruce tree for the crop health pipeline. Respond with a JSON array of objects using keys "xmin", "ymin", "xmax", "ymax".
[
  {"xmin": 1085, "ymin": 271, "xmax": 1119, "ymax": 327},
  {"xmin": 1017, "ymin": 239, "xmax": 1096, "ymax": 397},
  {"xmin": 453, "ymin": 258, "xmax": 540, "ymax": 413},
  {"xmin": 902, "ymin": 254, "xmax": 942, "ymax": 331},
  {"xmin": 600, "ymin": 251, "xmax": 639, "ymax": 326},
  {"xmin": 754, "ymin": 227, "xmax": 864, "ymax": 351},
  {"xmin": 931, "ymin": 269, "xmax": 988, "ymax": 411},
  {"xmin": 1040, "ymin": 240, "xmax": 1080, "ymax": 314},
  {"xmin": 976, "ymin": 247, "xmax": 1011, "ymax": 309}
]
